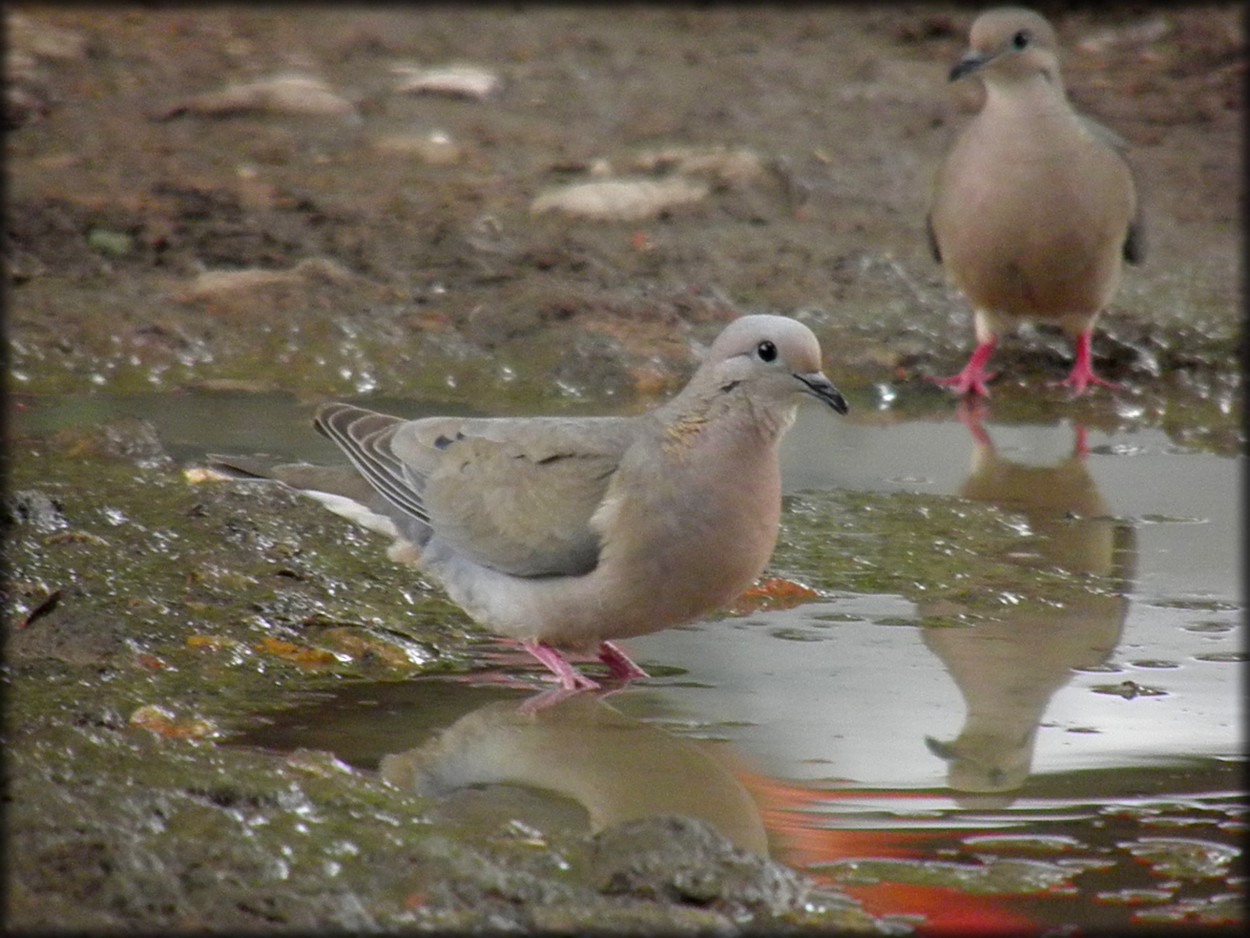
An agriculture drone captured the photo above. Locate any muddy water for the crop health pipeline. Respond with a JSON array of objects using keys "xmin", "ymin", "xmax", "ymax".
[{"xmin": 14, "ymin": 386, "xmax": 1241, "ymax": 931}]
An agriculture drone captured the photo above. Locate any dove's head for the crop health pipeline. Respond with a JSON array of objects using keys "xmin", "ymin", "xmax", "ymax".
[
  {"xmin": 950, "ymin": 7, "xmax": 1062, "ymax": 90},
  {"xmin": 689, "ymin": 315, "xmax": 848, "ymax": 428}
]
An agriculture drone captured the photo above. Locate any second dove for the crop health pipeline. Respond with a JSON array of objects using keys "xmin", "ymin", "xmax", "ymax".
[{"xmin": 927, "ymin": 6, "xmax": 1145, "ymax": 397}]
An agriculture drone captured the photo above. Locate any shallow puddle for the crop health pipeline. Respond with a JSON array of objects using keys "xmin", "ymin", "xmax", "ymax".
[
  {"xmin": 16, "ymin": 386, "xmax": 1239, "ymax": 932},
  {"xmin": 629, "ymin": 406, "xmax": 1244, "ymax": 930}
]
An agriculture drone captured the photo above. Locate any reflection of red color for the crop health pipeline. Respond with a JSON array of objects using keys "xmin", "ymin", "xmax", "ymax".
[
  {"xmin": 741, "ymin": 771, "xmax": 1039, "ymax": 934},
  {"xmin": 732, "ymin": 576, "xmax": 822, "ymax": 613}
]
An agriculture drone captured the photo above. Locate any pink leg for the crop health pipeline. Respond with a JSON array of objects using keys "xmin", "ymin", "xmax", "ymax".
[
  {"xmin": 1057, "ymin": 330, "xmax": 1118, "ymax": 395},
  {"xmin": 928, "ymin": 337, "xmax": 998, "ymax": 397},
  {"xmin": 1072, "ymin": 424, "xmax": 1089, "ymax": 459},
  {"xmin": 517, "ymin": 686, "xmax": 586, "ymax": 715},
  {"xmin": 598, "ymin": 641, "xmax": 650, "ymax": 682},
  {"xmin": 521, "ymin": 640, "xmax": 599, "ymax": 691},
  {"xmin": 954, "ymin": 397, "xmax": 992, "ymax": 446}
]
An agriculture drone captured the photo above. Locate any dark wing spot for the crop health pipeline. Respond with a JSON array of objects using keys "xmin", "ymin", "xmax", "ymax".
[{"xmin": 433, "ymin": 432, "xmax": 465, "ymax": 450}]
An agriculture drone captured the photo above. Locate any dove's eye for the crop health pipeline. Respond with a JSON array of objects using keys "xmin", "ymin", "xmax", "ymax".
[
  {"xmin": 756, "ymin": 340, "xmax": 778, "ymax": 363},
  {"xmin": 1011, "ymin": 30, "xmax": 1031, "ymax": 50}
]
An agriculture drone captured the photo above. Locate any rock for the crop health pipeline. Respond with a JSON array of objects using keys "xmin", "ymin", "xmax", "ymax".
[
  {"xmin": 177, "ymin": 257, "xmax": 358, "ymax": 312},
  {"xmin": 49, "ymin": 416, "xmax": 172, "ymax": 469},
  {"xmin": 392, "ymin": 63, "xmax": 501, "ymax": 99},
  {"xmin": 631, "ymin": 145, "xmax": 769, "ymax": 187},
  {"xmin": 3, "ymin": 490, "xmax": 68, "ymax": 533},
  {"xmin": 592, "ymin": 816, "xmax": 807, "ymax": 916},
  {"xmin": 158, "ymin": 73, "xmax": 357, "ymax": 120},
  {"xmin": 531, "ymin": 177, "xmax": 709, "ymax": 221}
]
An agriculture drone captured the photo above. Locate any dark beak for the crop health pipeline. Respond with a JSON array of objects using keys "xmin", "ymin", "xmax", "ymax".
[
  {"xmin": 795, "ymin": 372, "xmax": 849, "ymax": 415},
  {"xmin": 925, "ymin": 735, "xmax": 958, "ymax": 760},
  {"xmin": 949, "ymin": 51, "xmax": 991, "ymax": 82}
]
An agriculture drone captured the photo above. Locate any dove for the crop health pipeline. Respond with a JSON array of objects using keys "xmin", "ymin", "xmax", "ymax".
[
  {"xmin": 210, "ymin": 314, "xmax": 847, "ymax": 691},
  {"xmin": 926, "ymin": 6, "xmax": 1144, "ymax": 396}
]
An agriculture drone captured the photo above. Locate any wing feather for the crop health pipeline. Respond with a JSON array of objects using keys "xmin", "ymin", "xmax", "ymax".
[{"xmin": 317, "ymin": 403, "xmax": 636, "ymax": 577}]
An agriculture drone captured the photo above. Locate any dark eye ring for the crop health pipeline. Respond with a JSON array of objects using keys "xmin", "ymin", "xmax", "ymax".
[
  {"xmin": 1011, "ymin": 30, "xmax": 1030, "ymax": 50},
  {"xmin": 756, "ymin": 340, "xmax": 778, "ymax": 362}
]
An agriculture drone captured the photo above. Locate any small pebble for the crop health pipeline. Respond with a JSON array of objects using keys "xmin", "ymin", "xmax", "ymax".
[
  {"xmin": 531, "ymin": 176, "xmax": 709, "ymax": 221},
  {"xmin": 179, "ymin": 258, "xmax": 354, "ymax": 302},
  {"xmin": 158, "ymin": 73, "xmax": 356, "ymax": 120},
  {"xmin": 631, "ymin": 145, "xmax": 768, "ymax": 186}
]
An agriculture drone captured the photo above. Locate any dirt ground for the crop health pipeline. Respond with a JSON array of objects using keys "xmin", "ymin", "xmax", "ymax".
[
  {"xmin": 3, "ymin": 4, "xmax": 1244, "ymax": 932},
  {"xmin": 5, "ymin": 5, "xmax": 1243, "ymax": 411}
]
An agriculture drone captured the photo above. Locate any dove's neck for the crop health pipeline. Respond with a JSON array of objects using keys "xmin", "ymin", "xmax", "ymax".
[
  {"xmin": 983, "ymin": 72, "xmax": 1072, "ymax": 126},
  {"xmin": 658, "ymin": 381, "xmax": 797, "ymax": 451}
]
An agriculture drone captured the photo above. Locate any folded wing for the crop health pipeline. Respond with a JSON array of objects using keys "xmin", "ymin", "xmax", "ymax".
[{"xmin": 316, "ymin": 403, "xmax": 635, "ymax": 577}]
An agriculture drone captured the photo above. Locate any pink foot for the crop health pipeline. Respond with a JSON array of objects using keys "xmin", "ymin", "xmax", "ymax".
[
  {"xmin": 1054, "ymin": 331, "xmax": 1118, "ymax": 395},
  {"xmin": 521, "ymin": 640, "xmax": 599, "ymax": 691},
  {"xmin": 927, "ymin": 338, "xmax": 998, "ymax": 397},
  {"xmin": 598, "ymin": 641, "xmax": 650, "ymax": 682}
]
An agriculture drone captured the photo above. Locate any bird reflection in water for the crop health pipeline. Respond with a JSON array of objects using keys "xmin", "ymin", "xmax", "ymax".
[
  {"xmin": 229, "ymin": 679, "xmax": 768, "ymax": 856},
  {"xmin": 921, "ymin": 401, "xmax": 1137, "ymax": 796},
  {"xmin": 381, "ymin": 689, "xmax": 768, "ymax": 855}
]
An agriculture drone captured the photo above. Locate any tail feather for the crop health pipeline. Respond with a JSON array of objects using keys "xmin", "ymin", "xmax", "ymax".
[{"xmin": 206, "ymin": 453, "xmax": 426, "ymax": 546}]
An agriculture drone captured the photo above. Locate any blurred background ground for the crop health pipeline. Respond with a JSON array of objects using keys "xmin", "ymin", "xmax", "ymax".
[{"xmin": 5, "ymin": 5, "xmax": 1242, "ymax": 406}]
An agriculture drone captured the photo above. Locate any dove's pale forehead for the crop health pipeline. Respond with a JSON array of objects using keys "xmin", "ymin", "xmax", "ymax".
[
  {"xmin": 709, "ymin": 314, "xmax": 823, "ymax": 372},
  {"xmin": 970, "ymin": 7, "xmax": 1057, "ymax": 52}
]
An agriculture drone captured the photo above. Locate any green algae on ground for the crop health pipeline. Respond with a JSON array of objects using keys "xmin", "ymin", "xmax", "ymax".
[{"xmin": 5, "ymin": 442, "xmax": 479, "ymax": 675}]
